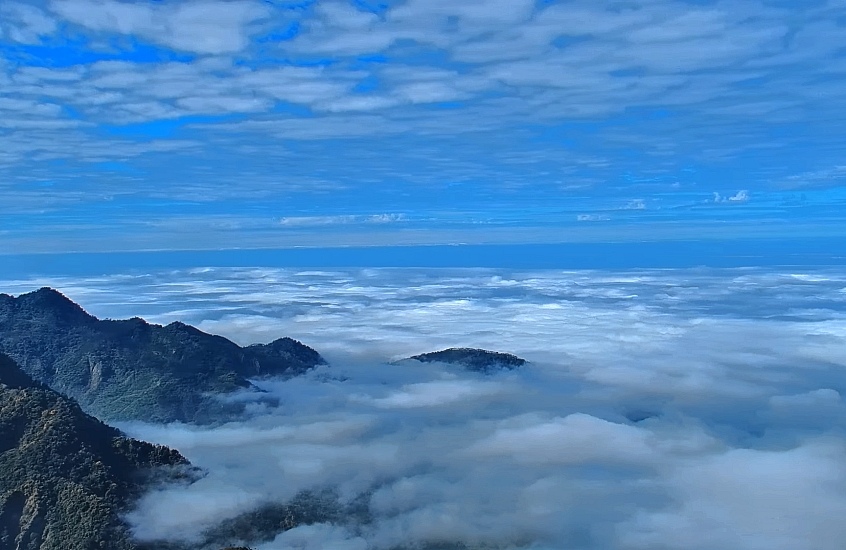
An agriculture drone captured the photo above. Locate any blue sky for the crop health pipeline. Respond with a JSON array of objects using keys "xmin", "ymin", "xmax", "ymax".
[{"xmin": 1, "ymin": 0, "xmax": 846, "ymax": 257}]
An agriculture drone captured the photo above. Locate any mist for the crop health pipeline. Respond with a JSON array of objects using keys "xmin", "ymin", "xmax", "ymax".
[{"xmin": 6, "ymin": 267, "xmax": 846, "ymax": 549}]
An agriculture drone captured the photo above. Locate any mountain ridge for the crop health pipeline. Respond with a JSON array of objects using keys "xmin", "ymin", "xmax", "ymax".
[
  {"xmin": 0, "ymin": 288, "xmax": 326, "ymax": 423},
  {"xmin": 0, "ymin": 352, "xmax": 190, "ymax": 550}
]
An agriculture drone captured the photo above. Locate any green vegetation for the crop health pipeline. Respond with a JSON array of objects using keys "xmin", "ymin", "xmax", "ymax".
[
  {"xmin": 0, "ymin": 291, "xmax": 531, "ymax": 550},
  {"xmin": 0, "ymin": 353, "xmax": 190, "ymax": 550},
  {"xmin": 0, "ymin": 288, "xmax": 326, "ymax": 423},
  {"xmin": 407, "ymin": 348, "xmax": 526, "ymax": 373},
  {"xmin": 200, "ymin": 490, "xmax": 347, "ymax": 548}
]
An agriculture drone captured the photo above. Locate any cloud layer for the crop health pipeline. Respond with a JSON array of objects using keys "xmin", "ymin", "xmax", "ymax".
[
  {"xmin": 6, "ymin": 267, "xmax": 846, "ymax": 548},
  {"xmin": 2, "ymin": 0, "xmax": 845, "ymax": 250}
]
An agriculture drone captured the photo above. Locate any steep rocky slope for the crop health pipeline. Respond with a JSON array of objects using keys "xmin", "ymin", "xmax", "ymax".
[
  {"xmin": 0, "ymin": 353, "xmax": 189, "ymax": 550},
  {"xmin": 0, "ymin": 288, "xmax": 326, "ymax": 423}
]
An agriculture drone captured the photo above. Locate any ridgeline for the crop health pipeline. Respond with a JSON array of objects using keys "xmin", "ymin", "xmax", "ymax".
[
  {"xmin": 0, "ymin": 288, "xmax": 326, "ymax": 423},
  {"xmin": 0, "ymin": 353, "xmax": 190, "ymax": 550}
]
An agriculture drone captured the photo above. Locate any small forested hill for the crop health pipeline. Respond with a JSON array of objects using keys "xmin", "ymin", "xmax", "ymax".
[
  {"xmin": 407, "ymin": 348, "xmax": 526, "ymax": 373},
  {"xmin": 0, "ymin": 353, "xmax": 189, "ymax": 550},
  {"xmin": 0, "ymin": 288, "xmax": 326, "ymax": 423}
]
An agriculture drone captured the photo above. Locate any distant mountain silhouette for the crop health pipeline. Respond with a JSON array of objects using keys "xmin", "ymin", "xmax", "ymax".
[
  {"xmin": 0, "ymin": 353, "xmax": 189, "ymax": 550},
  {"xmin": 405, "ymin": 348, "xmax": 526, "ymax": 373},
  {"xmin": 0, "ymin": 288, "xmax": 326, "ymax": 423}
]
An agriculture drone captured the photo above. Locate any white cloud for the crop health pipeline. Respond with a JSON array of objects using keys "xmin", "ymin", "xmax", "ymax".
[
  {"xmin": 0, "ymin": 1, "xmax": 833, "ymax": 129},
  {"xmin": 623, "ymin": 199, "xmax": 646, "ymax": 210},
  {"xmin": 577, "ymin": 214, "xmax": 610, "ymax": 221},
  {"xmin": 317, "ymin": 94, "xmax": 401, "ymax": 113},
  {"xmin": 0, "ymin": 3, "xmax": 57, "ymax": 43},
  {"xmin": 8, "ymin": 267, "xmax": 846, "ymax": 548},
  {"xmin": 467, "ymin": 413, "xmax": 656, "ymax": 465},
  {"xmin": 712, "ymin": 190, "xmax": 750, "ymax": 203},
  {"xmin": 783, "ymin": 165, "xmax": 846, "ymax": 188},
  {"xmin": 259, "ymin": 524, "xmax": 368, "ymax": 550},
  {"xmin": 366, "ymin": 213, "xmax": 406, "ymax": 224},
  {"xmin": 278, "ymin": 215, "xmax": 358, "ymax": 227},
  {"xmin": 2, "ymin": 1, "xmax": 846, "ymax": 250},
  {"xmin": 49, "ymin": 0, "xmax": 271, "ymax": 54},
  {"xmin": 617, "ymin": 439, "xmax": 846, "ymax": 550},
  {"xmin": 277, "ymin": 214, "xmax": 407, "ymax": 227},
  {"xmin": 359, "ymin": 379, "xmax": 506, "ymax": 409}
]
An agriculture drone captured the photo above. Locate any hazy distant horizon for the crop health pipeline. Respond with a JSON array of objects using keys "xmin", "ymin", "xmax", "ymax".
[{"xmin": 4, "ymin": 237, "xmax": 846, "ymax": 279}]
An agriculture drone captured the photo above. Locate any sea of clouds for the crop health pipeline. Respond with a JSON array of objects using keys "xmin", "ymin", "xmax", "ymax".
[{"xmin": 4, "ymin": 267, "xmax": 846, "ymax": 549}]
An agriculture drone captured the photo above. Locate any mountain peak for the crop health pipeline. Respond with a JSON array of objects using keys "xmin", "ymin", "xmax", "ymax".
[
  {"xmin": 245, "ymin": 337, "xmax": 327, "ymax": 377},
  {"xmin": 407, "ymin": 347, "xmax": 526, "ymax": 373},
  {"xmin": 165, "ymin": 320, "xmax": 202, "ymax": 333},
  {"xmin": 29, "ymin": 287, "xmax": 78, "ymax": 305},
  {"xmin": 0, "ymin": 290, "xmax": 328, "ymax": 423},
  {"xmin": 4, "ymin": 287, "xmax": 96, "ymax": 324},
  {"xmin": 265, "ymin": 336, "xmax": 326, "ymax": 361}
]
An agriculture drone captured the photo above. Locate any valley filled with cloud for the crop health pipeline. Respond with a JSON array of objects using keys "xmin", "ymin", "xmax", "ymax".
[{"xmin": 4, "ymin": 267, "xmax": 845, "ymax": 549}]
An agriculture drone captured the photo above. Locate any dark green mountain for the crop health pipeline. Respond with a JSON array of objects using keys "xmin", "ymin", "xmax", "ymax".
[
  {"xmin": 0, "ymin": 288, "xmax": 326, "ymax": 423},
  {"xmin": 199, "ymin": 490, "xmax": 349, "ymax": 549},
  {"xmin": 0, "ymin": 353, "xmax": 190, "ymax": 550},
  {"xmin": 406, "ymin": 348, "xmax": 526, "ymax": 373}
]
